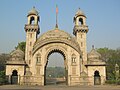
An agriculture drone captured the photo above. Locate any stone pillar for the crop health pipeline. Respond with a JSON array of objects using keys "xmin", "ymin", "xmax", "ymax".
[
  {"xmin": 18, "ymin": 75, "xmax": 20, "ymax": 85},
  {"xmin": 101, "ymin": 76, "xmax": 106, "ymax": 85},
  {"xmin": 68, "ymin": 75, "xmax": 71, "ymax": 86},
  {"xmin": 8, "ymin": 75, "xmax": 11, "ymax": 84}
]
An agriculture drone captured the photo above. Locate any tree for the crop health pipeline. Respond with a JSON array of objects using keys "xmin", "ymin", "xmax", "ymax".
[
  {"xmin": 0, "ymin": 54, "xmax": 10, "ymax": 71},
  {"xmin": 97, "ymin": 48, "xmax": 120, "ymax": 81},
  {"xmin": 97, "ymin": 47, "xmax": 111, "ymax": 62},
  {"xmin": 15, "ymin": 41, "xmax": 26, "ymax": 52},
  {"xmin": 0, "ymin": 71, "xmax": 6, "ymax": 84}
]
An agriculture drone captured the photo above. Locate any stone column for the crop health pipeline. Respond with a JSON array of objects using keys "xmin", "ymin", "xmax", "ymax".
[
  {"xmin": 8, "ymin": 75, "xmax": 11, "ymax": 84},
  {"xmin": 18, "ymin": 75, "xmax": 20, "ymax": 85}
]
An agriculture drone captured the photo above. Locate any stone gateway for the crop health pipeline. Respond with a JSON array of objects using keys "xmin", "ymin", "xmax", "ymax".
[{"xmin": 6, "ymin": 7, "xmax": 106, "ymax": 86}]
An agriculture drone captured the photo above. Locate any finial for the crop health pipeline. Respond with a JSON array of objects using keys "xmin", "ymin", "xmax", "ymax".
[
  {"xmin": 92, "ymin": 45, "xmax": 94, "ymax": 49},
  {"xmin": 33, "ymin": 6, "xmax": 35, "ymax": 8},
  {"xmin": 55, "ymin": 24, "xmax": 58, "ymax": 28}
]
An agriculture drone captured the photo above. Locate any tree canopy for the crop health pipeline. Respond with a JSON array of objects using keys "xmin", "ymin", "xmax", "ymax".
[
  {"xmin": 97, "ymin": 47, "xmax": 120, "ymax": 80},
  {"xmin": 15, "ymin": 41, "xmax": 26, "ymax": 52}
]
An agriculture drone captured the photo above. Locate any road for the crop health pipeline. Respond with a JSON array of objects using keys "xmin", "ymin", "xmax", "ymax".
[{"xmin": 0, "ymin": 85, "xmax": 120, "ymax": 90}]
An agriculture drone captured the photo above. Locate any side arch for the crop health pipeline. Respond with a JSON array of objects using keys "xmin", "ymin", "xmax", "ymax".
[
  {"xmin": 94, "ymin": 70, "xmax": 101, "ymax": 85},
  {"xmin": 11, "ymin": 70, "xmax": 18, "ymax": 84}
]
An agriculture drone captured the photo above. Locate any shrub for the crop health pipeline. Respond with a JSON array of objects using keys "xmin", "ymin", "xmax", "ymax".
[
  {"xmin": 0, "ymin": 71, "xmax": 6, "ymax": 85},
  {"xmin": 116, "ymin": 79, "xmax": 120, "ymax": 85},
  {"xmin": 106, "ymin": 79, "xmax": 120, "ymax": 85},
  {"xmin": 105, "ymin": 80, "xmax": 116, "ymax": 84}
]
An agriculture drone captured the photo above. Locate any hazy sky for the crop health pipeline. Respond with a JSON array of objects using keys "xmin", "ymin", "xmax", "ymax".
[
  {"xmin": 0, "ymin": 0, "xmax": 120, "ymax": 66},
  {"xmin": 47, "ymin": 53, "xmax": 64, "ymax": 67}
]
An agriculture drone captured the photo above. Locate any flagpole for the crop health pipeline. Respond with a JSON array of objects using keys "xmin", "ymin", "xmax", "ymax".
[{"xmin": 55, "ymin": 5, "xmax": 58, "ymax": 28}]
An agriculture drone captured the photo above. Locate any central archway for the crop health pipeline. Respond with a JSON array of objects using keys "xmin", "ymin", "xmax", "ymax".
[
  {"xmin": 44, "ymin": 49, "xmax": 68, "ymax": 85},
  {"xmin": 32, "ymin": 39, "xmax": 81, "ymax": 86}
]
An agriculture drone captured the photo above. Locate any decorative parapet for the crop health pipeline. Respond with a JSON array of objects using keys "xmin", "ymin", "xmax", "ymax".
[
  {"xmin": 24, "ymin": 24, "xmax": 40, "ymax": 34},
  {"xmin": 73, "ymin": 25, "xmax": 88, "ymax": 35}
]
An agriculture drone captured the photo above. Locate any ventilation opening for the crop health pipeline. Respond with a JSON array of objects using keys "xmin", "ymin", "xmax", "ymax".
[
  {"xmin": 30, "ymin": 16, "xmax": 35, "ymax": 24},
  {"xmin": 79, "ymin": 18, "xmax": 83, "ymax": 25}
]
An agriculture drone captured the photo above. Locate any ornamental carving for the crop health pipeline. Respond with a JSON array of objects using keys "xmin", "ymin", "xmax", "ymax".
[{"xmin": 33, "ymin": 30, "xmax": 81, "ymax": 54}]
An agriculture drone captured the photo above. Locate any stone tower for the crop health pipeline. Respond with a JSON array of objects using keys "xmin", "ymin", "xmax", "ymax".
[
  {"xmin": 24, "ymin": 7, "xmax": 40, "ymax": 67},
  {"xmin": 73, "ymin": 8, "xmax": 88, "ymax": 72}
]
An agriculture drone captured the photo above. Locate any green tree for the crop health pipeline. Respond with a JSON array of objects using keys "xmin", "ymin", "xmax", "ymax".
[
  {"xmin": 0, "ymin": 71, "xmax": 6, "ymax": 84},
  {"xmin": 15, "ymin": 41, "xmax": 26, "ymax": 52},
  {"xmin": 97, "ymin": 47, "xmax": 111, "ymax": 62},
  {"xmin": 97, "ymin": 48, "xmax": 120, "ymax": 81},
  {"xmin": 46, "ymin": 67, "xmax": 65, "ymax": 78},
  {"xmin": 0, "ymin": 54, "xmax": 10, "ymax": 71}
]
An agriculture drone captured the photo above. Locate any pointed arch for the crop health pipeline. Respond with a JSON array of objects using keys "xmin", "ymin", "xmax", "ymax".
[
  {"xmin": 12, "ymin": 70, "xmax": 18, "ymax": 76},
  {"xmin": 30, "ymin": 16, "xmax": 35, "ymax": 24},
  {"xmin": 94, "ymin": 70, "xmax": 100, "ymax": 77},
  {"xmin": 11, "ymin": 70, "xmax": 18, "ymax": 84},
  {"xmin": 79, "ymin": 18, "xmax": 83, "ymax": 25},
  {"xmin": 94, "ymin": 70, "xmax": 101, "ymax": 85}
]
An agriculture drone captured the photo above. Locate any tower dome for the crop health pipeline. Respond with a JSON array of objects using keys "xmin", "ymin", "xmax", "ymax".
[
  {"xmin": 10, "ymin": 48, "xmax": 25, "ymax": 60},
  {"xmin": 28, "ymin": 7, "xmax": 39, "ymax": 16},
  {"xmin": 75, "ymin": 8, "xmax": 86, "ymax": 18},
  {"xmin": 6, "ymin": 48, "xmax": 25, "ymax": 65},
  {"xmin": 88, "ymin": 46, "xmax": 101, "ymax": 61},
  {"xmin": 87, "ymin": 46, "xmax": 106, "ymax": 65}
]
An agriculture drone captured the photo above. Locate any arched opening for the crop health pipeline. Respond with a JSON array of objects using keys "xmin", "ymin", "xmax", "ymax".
[
  {"xmin": 44, "ymin": 49, "xmax": 67, "ymax": 85},
  {"xmin": 94, "ymin": 70, "xmax": 101, "ymax": 85},
  {"xmin": 11, "ymin": 70, "xmax": 18, "ymax": 84},
  {"xmin": 30, "ymin": 16, "xmax": 35, "ymax": 24},
  {"xmin": 79, "ymin": 18, "xmax": 83, "ymax": 25}
]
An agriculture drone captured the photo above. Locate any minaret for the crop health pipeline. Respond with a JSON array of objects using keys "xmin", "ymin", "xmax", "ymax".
[
  {"xmin": 73, "ymin": 8, "xmax": 88, "ymax": 72},
  {"xmin": 24, "ymin": 7, "xmax": 40, "ymax": 67}
]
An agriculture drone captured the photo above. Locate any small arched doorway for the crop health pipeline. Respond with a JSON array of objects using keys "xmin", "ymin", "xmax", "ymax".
[
  {"xmin": 79, "ymin": 18, "xmax": 83, "ymax": 25},
  {"xmin": 44, "ymin": 49, "xmax": 67, "ymax": 85},
  {"xmin": 11, "ymin": 70, "xmax": 18, "ymax": 84},
  {"xmin": 94, "ymin": 70, "xmax": 101, "ymax": 85},
  {"xmin": 30, "ymin": 16, "xmax": 35, "ymax": 24}
]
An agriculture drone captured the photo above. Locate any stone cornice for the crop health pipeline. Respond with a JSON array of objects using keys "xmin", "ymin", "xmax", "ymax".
[
  {"xmin": 85, "ymin": 61, "xmax": 106, "ymax": 66},
  {"xmin": 24, "ymin": 24, "xmax": 40, "ymax": 34},
  {"xmin": 73, "ymin": 25, "xmax": 88, "ymax": 35},
  {"xmin": 6, "ymin": 60, "xmax": 26, "ymax": 65},
  {"xmin": 85, "ymin": 64, "xmax": 106, "ymax": 66}
]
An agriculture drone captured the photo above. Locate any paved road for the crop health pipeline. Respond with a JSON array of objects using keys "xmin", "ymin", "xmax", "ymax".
[{"xmin": 0, "ymin": 85, "xmax": 120, "ymax": 90}]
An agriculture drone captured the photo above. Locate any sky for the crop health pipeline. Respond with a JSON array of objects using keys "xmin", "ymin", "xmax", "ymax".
[
  {"xmin": 0, "ymin": 0, "xmax": 120, "ymax": 66},
  {"xmin": 0, "ymin": 0, "xmax": 120, "ymax": 53}
]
